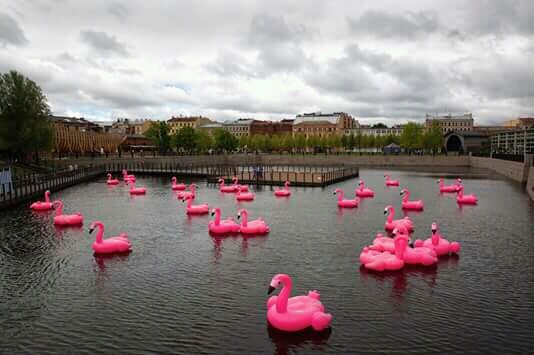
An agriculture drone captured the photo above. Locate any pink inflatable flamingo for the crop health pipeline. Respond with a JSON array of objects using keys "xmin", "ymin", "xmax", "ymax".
[
  {"xmin": 177, "ymin": 184, "xmax": 196, "ymax": 200},
  {"xmin": 274, "ymin": 181, "xmax": 291, "ymax": 197},
  {"xmin": 437, "ymin": 177, "xmax": 461, "ymax": 193},
  {"xmin": 53, "ymin": 200, "xmax": 83, "ymax": 226},
  {"xmin": 384, "ymin": 174, "xmax": 400, "ymax": 186},
  {"xmin": 355, "ymin": 180, "xmax": 374, "ymax": 198},
  {"xmin": 384, "ymin": 205, "xmax": 413, "ymax": 232},
  {"xmin": 30, "ymin": 190, "xmax": 54, "ymax": 211},
  {"xmin": 414, "ymin": 222, "xmax": 461, "ymax": 256},
  {"xmin": 106, "ymin": 174, "xmax": 120, "ymax": 185},
  {"xmin": 334, "ymin": 188, "xmax": 359, "ymax": 208},
  {"xmin": 208, "ymin": 208, "xmax": 240, "ymax": 234},
  {"xmin": 237, "ymin": 209, "xmax": 270, "ymax": 234},
  {"xmin": 393, "ymin": 227, "xmax": 437, "ymax": 266},
  {"xmin": 219, "ymin": 178, "xmax": 238, "ymax": 193},
  {"xmin": 456, "ymin": 185, "xmax": 478, "ymax": 205},
  {"xmin": 182, "ymin": 195, "xmax": 209, "ymax": 215},
  {"xmin": 369, "ymin": 233, "xmax": 396, "ymax": 252},
  {"xmin": 122, "ymin": 169, "xmax": 136, "ymax": 182},
  {"xmin": 359, "ymin": 236, "xmax": 405, "ymax": 271},
  {"xmin": 236, "ymin": 186, "xmax": 255, "ymax": 201},
  {"xmin": 89, "ymin": 221, "xmax": 131, "ymax": 255},
  {"xmin": 232, "ymin": 176, "xmax": 249, "ymax": 192},
  {"xmin": 267, "ymin": 274, "xmax": 332, "ymax": 332},
  {"xmin": 129, "ymin": 181, "xmax": 147, "ymax": 195},
  {"xmin": 171, "ymin": 177, "xmax": 186, "ymax": 191},
  {"xmin": 400, "ymin": 188, "xmax": 424, "ymax": 211}
]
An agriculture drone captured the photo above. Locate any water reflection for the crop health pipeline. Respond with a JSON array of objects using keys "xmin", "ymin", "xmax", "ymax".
[
  {"xmin": 93, "ymin": 253, "xmax": 131, "ymax": 272},
  {"xmin": 267, "ymin": 326, "xmax": 331, "ymax": 355},
  {"xmin": 209, "ymin": 233, "xmax": 268, "ymax": 261}
]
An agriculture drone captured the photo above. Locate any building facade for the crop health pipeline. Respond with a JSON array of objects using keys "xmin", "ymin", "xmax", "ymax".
[
  {"xmin": 425, "ymin": 113, "xmax": 474, "ymax": 134},
  {"xmin": 344, "ymin": 125, "xmax": 403, "ymax": 137},
  {"xmin": 491, "ymin": 127, "xmax": 534, "ymax": 156},
  {"xmin": 502, "ymin": 117, "xmax": 534, "ymax": 128},
  {"xmin": 250, "ymin": 119, "xmax": 294, "ymax": 136},
  {"xmin": 198, "ymin": 123, "xmax": 224, "ymax": 136},
  {"xmin": 293, "ymin": 112, "xmax": 358, "ymax": 137},
  {"xmin": 131, "ymin": 119, "xmax": 154, "ymax": 135},
  {"xmin": 167, "ymin": 116, "xmax": 212, "ymax": 134},
  {"xmin": 223, "ymin": 119, "xmax": 254, "ymax": 137}
]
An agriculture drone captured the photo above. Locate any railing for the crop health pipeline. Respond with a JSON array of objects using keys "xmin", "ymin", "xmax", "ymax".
[{"xmin": 0, "ymin": 166, "xmax": 106, "ymax": 211}]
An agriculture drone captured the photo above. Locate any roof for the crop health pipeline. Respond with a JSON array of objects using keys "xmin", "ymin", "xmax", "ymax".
[
  {"xmin": 294, "ymin": 119, "xmax": 338, "ymax": 126},
  {"xmin": 444, "ymin": 130, "xmax": 491, "ymax": 138},
  {"xmin": 223, "ymin": 119, "xmax": 254, "ymax": 126},
  {"xmin": 385, "ymin": 143, "xmax": 400, "ymax": 148},
  {"xmin": 168, "ymin": 116, "xmax": 205, "ymax": 122},
  {"xmin": 49, "ymin": 115, "xmax": 100, "ymax": 127},
  {"xmin": 199, "ymin": 123, "xmax": 223, "ymax": 128}
]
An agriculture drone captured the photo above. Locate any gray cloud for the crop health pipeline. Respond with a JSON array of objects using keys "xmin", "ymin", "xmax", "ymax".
[
  {"xmin": 348, "ymin": 10, "xmax": 439, "ymax": 39},
  {"xmin": 0, "ymin": 12, "xmax": 29, "ymax": 47},
  {"xmin": 206, "ymin": 50, "xmax": 255, "ymax": 78},
  {"xmin": 80, "ymin": 30, "xmax": 129, "ymax": 57},
  {"xmin": 108, "ymin": 2, "xmax": 129, "ymax": 21},
  {"xmin": 244, "ymin": 13, "xmax": 312, "ymax": 47},
  {"xmin": 466, "ymin": 0, "xmax": 534, "ymax": 35}
]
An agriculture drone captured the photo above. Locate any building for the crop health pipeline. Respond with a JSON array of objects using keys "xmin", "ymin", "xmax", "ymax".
[
  {"xmin": 344, "ymin": 125, "xmax": 403, "ymax": 137},
  {"xmin": 443, "ymin": 131, "xmax": 491, "ymax": 154},
  {"xmin": 502, "ymin": 116, "xmax": 534, "ymax": 128},
  {"xmin": 167, "ymin": 116, "xmax": 212, "ymax": 134},
  {"xmin": 425, "ymin": 113, "xmax": 474, "ymax": 134},
  {"xmin": 131, "ymin": 119, "xmax": 154, "ymax": 135},
  {"xmin": 491, "ymin": 126, "xmax": 534, "ymax": 156},
  {"xmin": 223, "ymin": 119, "xmax": 254, "ymax": 138},
  {"xmin": 50, "ymin": 115, "xmax": 122, "ymax": 155},
  {"xmin": 293, "ymin": 112, "xmax": 358, "ymax": 137},
  {"xmin": 250, "ymin": 119, "xmax": 294, "ymax": 136},
  {"xmin": 119, "ymin": 134, "xmax": 157, "ymax": 153},
  {"xmin": 109, "ymin": 118, "xmax": 135, "ymax": 135}
]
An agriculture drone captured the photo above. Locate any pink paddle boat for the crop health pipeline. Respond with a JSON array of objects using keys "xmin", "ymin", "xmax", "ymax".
[
  {"xmin": 53, "ymin": 200, "xmax": 84, "ymax": 226},
  {"xmin": 171, "ymin": 177, "xmax": 186, "ymax": 191},
  {"xmin": 237, "ymin": 209, "xmax": 270, "ymax": 234},
  {"xmin": 122, "ymin": 169, "xmax": 136, "ymax": 182},
  {"xmin": 89, "ymin": 221, "xmax": 132, "ymax": 255},
  {"xmin": 360, "ymin": 236, "xmax": 405, "ymax": 271},
  {"xmin": 274, "ymin": 181, "xmax": 291, "ymax": 197},
  {"xmin": 393, "ymin": 227, "xmax": 437, "ymax": 266},
  {"xmin": 30, "ymin": 190, "xmax": 54, "ymax": 211},
  {"xmin": 456, "ymin": 185, "xmax": 478, "ymax": 205},
  {"xmin": 355, "ymin": 180, "xmax": 374, "ymax": 198},
  {"xmin": 334, "ymin": 188, "xmax": 359, "ymax": 208},
  {"xmin": 236, "ymin": 186, "xmax": 255, "ymax": 201},
  {"xmin": 182, "ymin": 195, "xmax": 209, "ymax": 215},
  {"xmin": 208, "ymin": 208, "xmax": 240, "ymax": 234},
  {"xmin": 384, "ymin": 174, "xmax": 400, "ymax": 186},
  {"xmin": 384, "ymin": 205, "xmax": 413, "ymax": 232},
  {"xmin": 177, "ymin": 184, "xmax": 196, "ymax": 200},
  {"xmin": 400, "ymin": 188, "xmax": 424, "ymax": 211},
  {"xmin": 232, "ymin": 176, "xmax": 249, "ymax": 192},
  {"xmin": 129, "ymin": 181, "xmax": 147, "ymax": 195},
  {"xmin": 267, "ymin": 274, "xmax": 332, "ymax": 332},
  {"xmin": 414, "ymin": 222, "xmax": 461, "ymax": 256},
  {"xmin": 219, "ymin": 178, "xmax": 238, "ymax": 193},
  {"xmin": 106, "ymin": 174, "xmax": 120, "ymax": 185},
  {"xmin": 437, "ymin": 177, "xmax": 461, "ymax": 193}
]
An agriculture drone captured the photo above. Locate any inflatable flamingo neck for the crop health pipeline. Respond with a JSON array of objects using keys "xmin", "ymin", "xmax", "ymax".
[
  {"xmin": 402, "ymin": 190, "xmax": 410, "ymax": 202},
  {"xmin": 172, "ymin": 177, "xmax": 176, "ymax": 183},
  {"xmin": 130, "ymin": 181, "xmax": 136, "ymax": 190},
  {"xmin": 233, "ymin": 177, "xmax": 238, "ymax": 185},
  {"xmin": 457, "ymin": 186, "xmax": 464, "ymax": 197},
  {"xmin": 439, "ymin": 178, "xmax": 444, "ymax": 187},
  {"xmin": 213, "ymin": 209, "xmax": 221, "ymax": 225},
  {"xmin": 94, "ymin": 222, "xmax": 104, "ymax": 243},
  {"xmin": 385, "ymin": 175, "xmax": 390, "ymax": 180},
  {"xmin": 386, "ymin": 206, "xmax": 394, "ymax": 223},
  {"xmin": 219, "ymin": 179, "xmax": 224, "ymax": 187},
  {"xmin": 284, "ymin": 181, "xmax": 289, "ymax": 189},
  {"xmin": 276, "ymin": 274, "xmax": 292, "ymax": 313},
  {"xmin": 239, "ymin": 210, "xmax": 248, "ymax": 226},
  {"xmin": 336, "ymin": 190, "xmax": 344, "ymax": 201},
  {"xmin": 45, "ymin": 190, "xmax": 50, "ymax": 203},
  {"xmin": 54, "ymin": 201, "xmax": 63, "ymax": 215},
  {"xmin": 190, "ymin": 185, "xmax": 196, "ymax": 193},
  {"xmin": 185, "ymin": 197, "xmax": 193, "ymax": 208},
  {"xmin": 395, "ymin": 236, "xmax": 407, "ymax": 259},
  {"xmin": 431, "ymin": 231, "xmax": 440, "ymax": 245}
]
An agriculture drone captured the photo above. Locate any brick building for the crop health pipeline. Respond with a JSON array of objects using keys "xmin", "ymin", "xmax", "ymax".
[
  {"xmin": 293, "ymin": 112, "xmax": 357, "ymax": 137},
  {"xmin": 249, "ymin": 119, "xmax": 294, "ymax": 136}
]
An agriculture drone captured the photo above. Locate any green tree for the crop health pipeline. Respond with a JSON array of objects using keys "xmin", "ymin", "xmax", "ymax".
[
  {"xmin": 295, "ymin": 134, "xmax": 306, "ymax": 153},
  {"xmin": 355, "ymin": 132, "xmax": 362, "ymax": 150},
  {"xmin": 372, "ymin": 123, "xmax": 387, "ymax": 128},
  {"xmin": 145, "ymin": 121, "xmax": 171, "ymax": 154},
  {"xmin": 238, "ymin": 135, "xmax": 249, "ymax": 150},
  {"xmin": 282, "ymin": 134, "xmax": 294, "ymax": 152},
  {"xmin": 196, "ymin": 130, "xmax": 213, "ymax": 152},
  {"xmin": 173, "ymin": 126, "xmax": 197, "ymax": 153},
  {"xmin": 348, "ymin": 132, "xmax": 355, "ymax": 151},
  {"xmin": 0, "ymin": 71, "xmax": 53, "ymax": 162},
  {"xmin": 271, "ymin": 135, "xmax": 282, "ymax": 152},
  {"xmin": 360, "ymin": 134, "xmax": 369, "ymax": 149},
  {"xmin": 400, "ymin": 122, "xmax": 423, "ymax": 153},
  {"xmin": 425, "ymin": 121, "xmax": 444, "ymax": 154},
  {"xmin": 213, "ymin": 129, "xmax": 238, "ymax": 152},
  {"xmin": 341, "ymin": 134, "xmax": 348, "ymax": 150}
]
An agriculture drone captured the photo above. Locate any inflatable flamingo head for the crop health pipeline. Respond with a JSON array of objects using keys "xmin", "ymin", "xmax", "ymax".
[
  {"xmin": 232, "ymin": 176, "xmax": 238, "ymax": 182},
  {"xmin": 431, "ymin": 222, "xmax": 438, "ymax": 234},
  {"xmin": 172, "ymin": 176, "xmax": 176, "ymax": 183},
  {"xmin": 333, "ymin": 188, "xmax": 342, "ymax": 195},
  {"xmin": 400, "ymin": 188, "xmax": 409, "ymax": 196},
  {"xmin": 268, "ymin": 274, "xmax": 289, "ymax": 294},
  {"xmin": 218, "ymin": 177, "xmax": 224, "ymax": 184},
  {"xmin": 359, "ymin": 180, "xmax": 364, "ymax": 186},
  {"xmin": 210, "ymin": 208, "xmax": 219, "ymax": 216},
  {"xmin": 107, "ymin": 173, "xmax": 112, "ymax": 179},
  {"xmin": 88, "ymin": 221, "xmax": 102, "ymax": 234},
  {"xmin": 384, "ymin": 205, "xmax": 393, "ymax": 215}
]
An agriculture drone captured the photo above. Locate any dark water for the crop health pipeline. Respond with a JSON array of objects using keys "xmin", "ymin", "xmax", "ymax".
[{"xmin": 1, "ymin": 169, "xmax": 533, "ymax": 354}]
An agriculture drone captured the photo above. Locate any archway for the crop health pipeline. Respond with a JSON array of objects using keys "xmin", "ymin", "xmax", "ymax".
[{"xmin": 446, "ymin": 134, "xmax": 463, "ymax": 152}]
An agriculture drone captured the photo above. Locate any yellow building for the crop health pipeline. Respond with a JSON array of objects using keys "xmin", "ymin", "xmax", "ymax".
[
  {"xmin": 167, "ymin": 116, "xmax": 213, "ymax": 134},
  {"xmin": 293, "ymin": 112, "xmax": 357, "ymax": 138}
]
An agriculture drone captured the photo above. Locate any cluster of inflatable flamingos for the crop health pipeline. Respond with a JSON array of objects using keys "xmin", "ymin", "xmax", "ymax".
[{"xmin": 29, "ymin": 170, "xmax": 476, "ymax": 333}]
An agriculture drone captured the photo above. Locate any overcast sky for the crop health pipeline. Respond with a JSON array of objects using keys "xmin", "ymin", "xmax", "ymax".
[{"xmin": 1, "ymin": 0, "xmax": 533, "ymax": 125}]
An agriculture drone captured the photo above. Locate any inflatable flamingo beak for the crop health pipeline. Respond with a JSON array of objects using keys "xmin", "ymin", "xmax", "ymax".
[
  {"xmin": 236, "ymin": 215, "xmax": 241, "ymax": 220},
  {"xmin": 88, "ymin": 227, "xmax": 94, "ymax": 234},
  {"xmin": 210, "ymin": 211, "xmax": 215, "ymax": 216},
  {"xmin": 268, "ymin": 286, "xmax": 276, "ymax": 294}
]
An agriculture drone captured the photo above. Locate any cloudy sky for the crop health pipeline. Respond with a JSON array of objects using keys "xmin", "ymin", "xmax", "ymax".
[{"xmin": 1, "ymin": 0, "xmax": 533, "ymax": 125}]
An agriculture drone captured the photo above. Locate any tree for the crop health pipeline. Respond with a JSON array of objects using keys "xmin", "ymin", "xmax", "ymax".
[
  {"xmin": 282, "ymin": 134, "xmax": 294, "ymax": 152},
  {"xmin": 372, "ymin": 123, "xmax": 387, "ymax": 129},
  {"xmin": 0, "ymin": 70, "xmax": 52, "ymax": 162},
  {"xmin": 145, "ymin": 121, "xmax": 171, "ymax": 154},
  {"xmin": 425, "ymin": 121, "xmax": 444, "ymax": 154},
  {"xmin": 400, "ymin": 122, "xmax": 423, "ymax": 153},
  {"xmin": 341, "ymin": 134, "xmax": 348, "ymax": 150},
  {"xmin": 238, "ymin": 135, "xmax": 249, "ymax": 150},
  {"xmin": 295, "ymin": 134, "xmax": 306, "ymax": 153},
  {"xmin": 196, "ymin": 130, "xmax": 213, "ymax": 153},
  {"xmin": 173, "ymin": 126, "xmax": 197, "ymax": 153},
  {"xmin": 213, "ymin": 129, "xmax": 238, "ymax": 152},
  {"xmin": 348, "ymin": 132, "xmax": 355, "ymax": 151}
]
